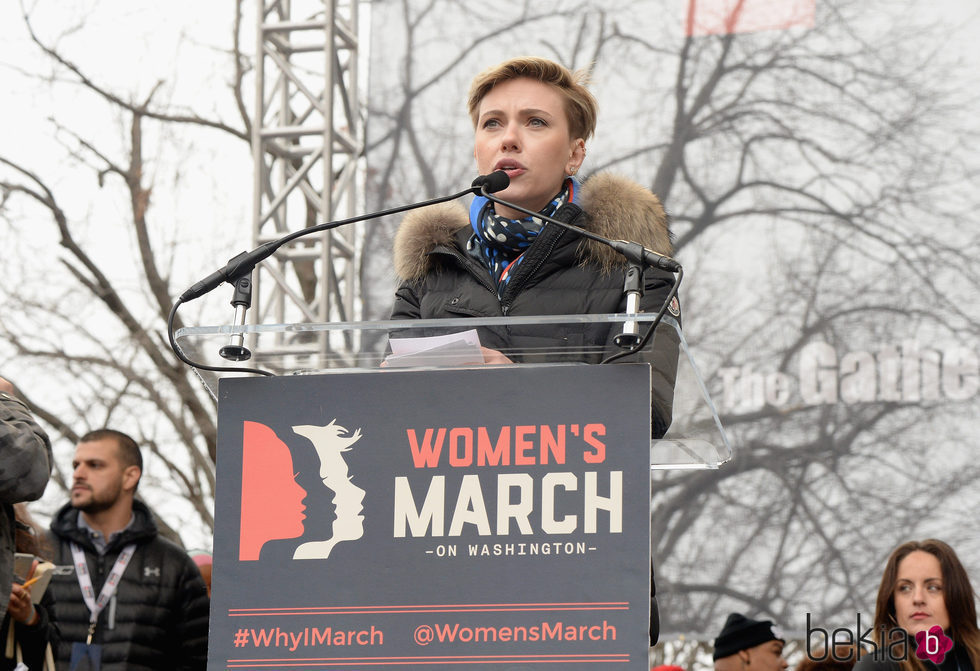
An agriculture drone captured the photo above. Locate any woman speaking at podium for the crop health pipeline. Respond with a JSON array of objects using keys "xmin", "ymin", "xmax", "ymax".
[
  {"xmin": 389, "ymin": 55, "xmax": 679, "ymax": 438},
  {"xmin": 388, "ymin": 56, "xmax": 677, "ymax": 645}
]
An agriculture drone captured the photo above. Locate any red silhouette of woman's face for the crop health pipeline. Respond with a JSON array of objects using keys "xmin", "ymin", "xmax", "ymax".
[{"xmin": 239, "ymin": 421, "xmax": 307, "ymax": 561}]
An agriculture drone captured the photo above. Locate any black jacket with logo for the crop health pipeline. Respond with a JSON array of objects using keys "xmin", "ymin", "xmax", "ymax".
[{"xmin": 47, "ymin": 500, "xmax": 209, "ymax": 670}]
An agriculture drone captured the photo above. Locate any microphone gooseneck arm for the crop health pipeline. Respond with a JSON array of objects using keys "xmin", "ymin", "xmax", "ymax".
[
  {"xmin": 169, "ymin": 176, "xmax": 511, "ymax": 376},
  {"xmin": 476, "ymin": 176, "xmax": 683, "ymax": 361},
  {"xmin": 179, "ymin": 184, "xmax": 494, "ymax": 304},
  {"xmin": 477, "ymin": 177, "xmax": 680, "ymax": 273}
]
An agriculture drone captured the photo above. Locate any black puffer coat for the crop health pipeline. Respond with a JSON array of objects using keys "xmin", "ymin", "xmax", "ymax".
[
  {"xmin": 47, "ymin": 501, "xmax": 209, "ymax": 671},
  {"xmin": 391, "ymin": 172, "xmax": 681, "ymax": 437}
]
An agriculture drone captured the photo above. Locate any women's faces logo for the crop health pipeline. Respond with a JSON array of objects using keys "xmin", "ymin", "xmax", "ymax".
[{"xmin": 914, "ymin": 625, "xmax": 953, "ymax": 664}]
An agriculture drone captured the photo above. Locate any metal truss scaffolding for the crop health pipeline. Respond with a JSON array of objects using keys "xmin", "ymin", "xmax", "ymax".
[{"xmin": 251, "ymin": 0, "xmax": 362, "ymax": 365}]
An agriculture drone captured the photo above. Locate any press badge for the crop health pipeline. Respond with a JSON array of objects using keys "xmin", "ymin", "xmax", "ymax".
[{"xmin": 68, "ymin": 642, "xmax": 103, "ymax": 671}]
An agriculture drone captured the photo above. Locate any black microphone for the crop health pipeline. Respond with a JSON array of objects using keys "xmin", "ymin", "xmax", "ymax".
[
  {"xmin": 475, "ymin": 179, "xmax": 681, "ymax": 273},
  {"xmin": 471, "ymin": 170, "xmax": 510, "ymax": 194}
]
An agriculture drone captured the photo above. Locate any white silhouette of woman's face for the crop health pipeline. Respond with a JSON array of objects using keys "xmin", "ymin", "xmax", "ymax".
[
  {"xmin": 293, "ymin": 422, "xmax": 366, "ymax": 547},
  {"xmin": 327, "ymin": 471, "xmax": 365, "ymax": 541}
]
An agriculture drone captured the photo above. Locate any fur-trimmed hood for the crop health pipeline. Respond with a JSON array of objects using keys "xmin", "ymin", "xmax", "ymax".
[{"xmin": 393, "ymin": 172, "xmax": 671, "ymax": 283}]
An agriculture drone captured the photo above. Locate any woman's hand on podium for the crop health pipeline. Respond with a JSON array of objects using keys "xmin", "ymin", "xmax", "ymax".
[{"xmin": 480, "ymin": 347, "xmax": 514, "ymax": 365}]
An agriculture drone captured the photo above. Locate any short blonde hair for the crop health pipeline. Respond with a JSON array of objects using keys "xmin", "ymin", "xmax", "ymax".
[{"xmin": 467, "ymin": 56, "xmax": 598, "ymax": 142}]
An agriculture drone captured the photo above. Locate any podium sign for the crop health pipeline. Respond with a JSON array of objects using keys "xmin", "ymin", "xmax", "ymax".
[{"xmin": 209, "ymin": 363, "xmax": 653, "ymax": 669}]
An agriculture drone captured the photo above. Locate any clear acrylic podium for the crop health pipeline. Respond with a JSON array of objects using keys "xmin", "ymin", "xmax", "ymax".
[{"xmin": 175, "ymin": 313, "xmax": 731, "ymax": 469}]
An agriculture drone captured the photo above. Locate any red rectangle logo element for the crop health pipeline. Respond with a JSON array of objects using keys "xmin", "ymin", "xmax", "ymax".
[{"xmin": 685, "ymin": 0, "xmax": 816, "ymax": 36}]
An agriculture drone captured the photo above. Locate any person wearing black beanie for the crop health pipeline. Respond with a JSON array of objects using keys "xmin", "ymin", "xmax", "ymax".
[{"xmin": 713, "ymin": 613, "xmax": 788, "ymax": 671}]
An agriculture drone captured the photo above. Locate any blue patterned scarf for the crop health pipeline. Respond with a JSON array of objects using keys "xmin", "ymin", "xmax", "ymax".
[{"xmin": 469, "ymin": 178, "xmax": 578, "ymax": 296}]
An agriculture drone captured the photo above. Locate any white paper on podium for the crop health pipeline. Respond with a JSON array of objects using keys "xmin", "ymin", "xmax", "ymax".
[{"xmin": 384, "ymin": 329, "xmax": 484, "ymax": 367}]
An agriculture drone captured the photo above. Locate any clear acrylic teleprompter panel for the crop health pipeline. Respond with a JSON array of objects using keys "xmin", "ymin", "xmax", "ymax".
[{"xmin": 175, "ymin": 314, "xmax": 731, "ymax": 468}]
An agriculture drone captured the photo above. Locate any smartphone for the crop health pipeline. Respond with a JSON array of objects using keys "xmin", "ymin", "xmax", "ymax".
[{"xmin": 13, "ymin": 552, "xmax": 37, "ymax": 581}]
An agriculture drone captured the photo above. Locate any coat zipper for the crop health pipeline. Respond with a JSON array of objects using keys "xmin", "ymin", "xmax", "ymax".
[
  {"xmin": 431, "ymin": 226, "xmax": 566, "ymax": 316},
  {"xmin": 499, "ymin": 228, "xmax": 565, "ymax": 315}
]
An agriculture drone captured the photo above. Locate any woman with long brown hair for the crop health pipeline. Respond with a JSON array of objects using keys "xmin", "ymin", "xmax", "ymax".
[{"xmin": 854, "ymin": 539, "xmax": 980, "ymax": 671}]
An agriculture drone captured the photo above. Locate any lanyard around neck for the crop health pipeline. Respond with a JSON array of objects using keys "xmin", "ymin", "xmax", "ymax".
[{"xmin": 70, "ymin": 542, "xmax": 136, "ymax": 625}]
